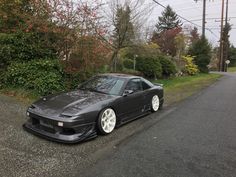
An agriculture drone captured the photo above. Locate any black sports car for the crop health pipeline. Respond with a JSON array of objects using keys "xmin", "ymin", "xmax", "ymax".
[{"xmin": 23, "ymin": 73, "xmax": 164, "ymax": 143}]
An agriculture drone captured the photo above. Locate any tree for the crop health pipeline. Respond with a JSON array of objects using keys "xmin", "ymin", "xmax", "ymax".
[
  {"xmin": 102, "ymin": 0, "xmax": 153, "ymax": 72},
  {"xmin": 113, "ymin": 5, "xmax": 135, "ymax": 48},
  {"xmin": 110, "ymin": 4, "xmax": 135, "ymax": 71},
  {"xmin": 152, "ymin": 5, "xmax": 182, "ymax": 57},
  {"xmin": 0, "ymin": 0, "xmax": 109, "ymax": 71},
  {"xmin": 155, "ymin": 5, "xmax": 182, "ymax": 32},
  {"xmin": 119, "ymin": 43, "xmax": 160, "ymax": 60},
  {"xmin": 152, "ymin": 27, "xmax": 182, "ymax": 56},
  {"xmin": 190, "ymin": 27, "xmax": 200, "ymax": 43},
  {"xmin": 228, "ymin": 45, "xmax": 236, "ymax": 66},
  {"xmin": 175, "ymin": 33, "xmax": 186, "ymax": 61},
  {"xmin": 188, "ymin": 37, "xmax": 212, "ymax": 73},
  {"xmin": 0, "ymin": 0, "xmax": 32, "ymax": 33},
  {"xmin": 222, "ymin": 23, "xmax": 231, "ymax": 71}
]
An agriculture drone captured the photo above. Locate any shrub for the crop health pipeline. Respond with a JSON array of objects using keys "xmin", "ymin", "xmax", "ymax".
[
  {"xmin": 182, "ymin": 55, "xmax": 199, "ymax": 75},
  {"xmin": 64, "ymin": 70, "xmax": 96, "ymax": 90},
  {"xmin": 123, "ymin": 59, "xmax": 134, "ymax": 69},
  {"xmin": 136, "ymin": 57, "xmax": 162, "ymax": 79},
  {"xmin": 0, "ymin": 69, "xmax": 4, "ymax": 89},
  {"xmin": 3, "ymin": 59, "xmax": 64, "ymax": 95},
  {"xmin": 122, "ymin": 68, "xmax": 142, "ymax": 76},
  {"xmin": 159, "ymin": 56, "xmax": 177, "ymax": 77},
  {"xmin": 0, "ymin": 32, "xmax": 57, "ymax": 69}
]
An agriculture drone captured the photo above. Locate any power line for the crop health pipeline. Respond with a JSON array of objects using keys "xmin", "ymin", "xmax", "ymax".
[
  {"xmin": 152, "ymin": 0, "xmax": 219, "ymax": 39},
  {"xmin": 152, "ymin": 0, "xmax": 202, "ymax": 27},
  {"xmin": 190, "ymin": 17, "xmax": 236, "ymax": 22}
]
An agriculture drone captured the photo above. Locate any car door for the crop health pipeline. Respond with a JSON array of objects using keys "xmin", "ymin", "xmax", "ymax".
[
  {"xmin": 119, "ymin": 78, "xmax": 145, "ymax": 121},
  {"xmin": 141, "ymin": 78, "xmax": 153, "ymax": 111}
]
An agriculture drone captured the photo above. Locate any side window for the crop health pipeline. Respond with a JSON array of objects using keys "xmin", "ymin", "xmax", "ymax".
[
  {"xmin": 142, "ymin": 80, "xmax": 151, "ymax": 90},
  {"xmin": 125, "ymin": 78, "xmax": 142, "ymax": 92}
]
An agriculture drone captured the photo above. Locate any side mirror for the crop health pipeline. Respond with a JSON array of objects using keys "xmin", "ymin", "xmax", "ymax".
[{"xmin": 123, "ymin": 90, "xmax": 134, "ymax": 96}]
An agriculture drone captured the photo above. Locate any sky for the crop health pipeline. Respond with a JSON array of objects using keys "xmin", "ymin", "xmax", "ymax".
[{"xmin": 148, "ymin": 0, "xmax": 236, "ymax": 46}]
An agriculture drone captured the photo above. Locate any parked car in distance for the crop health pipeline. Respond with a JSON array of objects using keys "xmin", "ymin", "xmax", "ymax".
[{"xmin": 23, "ymin": 73, "xmax": 164, "ymax": 143}]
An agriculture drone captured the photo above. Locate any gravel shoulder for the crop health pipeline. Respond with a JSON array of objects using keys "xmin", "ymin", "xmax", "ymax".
[{"xmin": 0, "ymin": 94, "xmax": 171, "ymax": 177}]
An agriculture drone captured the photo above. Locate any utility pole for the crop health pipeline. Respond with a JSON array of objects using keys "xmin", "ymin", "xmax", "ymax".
[
  {"xmin": 225, "ymin": 0, "xmax": 229, "ymax": 23},
  {"xmin": 202, "ymin": 0, "xmax": 206, "ymax": 38},
  {"xmin": 219, "ymin": 0, "xmax": 225, "ymax": 72},
  {"xmin": 194, "ymin": 0, "xmax": 207, "ymax": 38},
  {"xmin": 224, "ymin": 0, "xmax": 229, "ymax": 72}
]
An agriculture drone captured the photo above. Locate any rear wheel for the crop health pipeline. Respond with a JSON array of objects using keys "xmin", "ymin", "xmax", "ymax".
[
  {"xmin": 97, "ymin": 108, "xmax": 116, "ymax": 135},
  {"xmin": 151, "ymin": 95, "xmax": 160, "ymax": 112}
]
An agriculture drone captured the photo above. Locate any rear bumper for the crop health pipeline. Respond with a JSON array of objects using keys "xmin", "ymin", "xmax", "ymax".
[{"xmin": 23, "ymin": 115, "xmax": 97, "ymax": 144}]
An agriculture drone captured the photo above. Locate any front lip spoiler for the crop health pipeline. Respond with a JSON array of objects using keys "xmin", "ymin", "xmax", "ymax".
[{"xmin": 23, "ymin": 122, "xmax": 97, "ymax": 144}]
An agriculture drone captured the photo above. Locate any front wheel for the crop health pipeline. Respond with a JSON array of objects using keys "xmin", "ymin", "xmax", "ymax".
[
  {"xmin": 97, "ymin": 108, "xmax": 116, "ymax": 135},
  {"xmin": 151, "ymin": 95, "xmax": 160, "ymax": 112}
]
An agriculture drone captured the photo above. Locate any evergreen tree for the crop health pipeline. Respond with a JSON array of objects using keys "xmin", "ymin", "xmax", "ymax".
[
  {"xmin": 229, "ymin": 45, "xmax": 236, "ymax": 66},
  {"xmin": 222, "ymin": 23, "xmax": 231, "ymax": 71},
  {"xmin": 188, "ymin": 37, "xmax": 212, "ymax": 73},
  {"xmin": 155, "ymin": 5, "xmax": 182, "ymax": 32},
  {"xmin": 151, "ymin": 5, "xmax": 182, "ymax": 56},
  {"xmin": 190, "ymin": 27, "xmax": 200, "ymax": 43}
]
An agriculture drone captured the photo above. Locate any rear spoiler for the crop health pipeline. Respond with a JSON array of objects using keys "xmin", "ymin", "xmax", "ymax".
[{"xmin": 154, "ymin": 83, "xmax": 163, "ymax": 87}]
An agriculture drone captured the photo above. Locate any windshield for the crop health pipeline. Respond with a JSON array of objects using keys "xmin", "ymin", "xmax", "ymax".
[{"xmin": 79, "ymin": 76, "xmax": 125, "ymax": 95}]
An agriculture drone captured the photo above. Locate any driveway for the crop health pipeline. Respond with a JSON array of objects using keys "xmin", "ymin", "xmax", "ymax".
[{"xmin": 83, "ymin": 72, "xmax": 236, "ymax": 177}]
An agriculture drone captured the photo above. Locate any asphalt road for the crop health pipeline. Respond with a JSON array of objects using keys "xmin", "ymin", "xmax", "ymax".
[{"xmin": 83, "ymin": 72, "xmax": 236, "ymax": 177}]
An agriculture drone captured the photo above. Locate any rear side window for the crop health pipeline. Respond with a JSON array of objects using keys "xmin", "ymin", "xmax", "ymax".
[
  {"xmin": 142, "ymin": 81, "xmax": 151, "ymax": 90},
  {"xmin": 141, "ymin": 78, "xmax": 153, "ymax": 90},
  {"xmin": 125, "ymin": 78, "xmax": 142, "ymax": 92}
]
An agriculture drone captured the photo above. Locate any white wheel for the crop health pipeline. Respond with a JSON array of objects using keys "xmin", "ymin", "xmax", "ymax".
[
  {"xmin": 98, "ymin": 108, "xmax": 116, "ymax": 134},
  {"xmin": 151, "ymin": 95, "xmax": 160, "ymax": 112}
]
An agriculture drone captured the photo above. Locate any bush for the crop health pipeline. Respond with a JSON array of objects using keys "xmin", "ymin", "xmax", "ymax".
[
  {"xmin": 0, "ymin": 69, "xmax": 4, "ymax": 89},
  {"xmin": 159, "ymin": 56, "xmax": 177, "ymax": 77},
  {"xmin": 182, "ymin": 55, "xmax": 199, "ymax": 75},
  {"xmin": 123, "ymin": 59, "xmax": 134, "ymax": 69},
  {"xmin": 3, "ymin": 59, "xmax": 64, "ymax": 95},
  {"xmin": 122, "ymin": 68, "xmax": 142, "ymax": 76},
  {"xmin": 136, "ymin": 57, "xmax": 162, "ymax": 79},
  {"xmin": 0, "ymin": 32, "xmax": 57, "ymax": 69},
  {"xmin": 64, "ymin": 70, "xmax": 96, "ymax": 90}
]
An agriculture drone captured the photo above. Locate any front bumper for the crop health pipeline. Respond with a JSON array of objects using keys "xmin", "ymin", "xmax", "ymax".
[{"xmin": 23, "ymin": 113, "xmax": 97, "ymax": 143}]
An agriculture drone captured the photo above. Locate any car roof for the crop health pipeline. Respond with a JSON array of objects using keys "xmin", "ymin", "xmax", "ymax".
[{"xmin": 99, "ymin": 73, "xmax": 141, "ymax": 79}]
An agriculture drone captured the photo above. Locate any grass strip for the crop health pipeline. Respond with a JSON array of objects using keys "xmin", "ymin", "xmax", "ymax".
[
  {"xmin": 228, "ymin": 67, "xmax": 236, "ymax": 72},
  {"xmin": 153, "ymin": 73, "xmax": 222, "ymax": 106}
]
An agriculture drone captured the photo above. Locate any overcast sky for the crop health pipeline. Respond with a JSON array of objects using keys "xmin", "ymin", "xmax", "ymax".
[{"xmin": 148, "ymin": 0, "xmax": 236, "ymax": 46}]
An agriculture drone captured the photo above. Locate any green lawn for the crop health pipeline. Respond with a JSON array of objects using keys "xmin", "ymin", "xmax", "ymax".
[
  {"xmin": 153, "ymin": 73, "xmax": 222, "ymax": 106},
  {"xmin": 228, "ymin": 67, "xmax": 236, "ymax": 72}
]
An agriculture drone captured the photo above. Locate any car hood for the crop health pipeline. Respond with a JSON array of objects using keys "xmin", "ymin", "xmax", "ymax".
[{"xmin": 30, "ymin": 90, "xmax": 114, "ymax": 117}]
